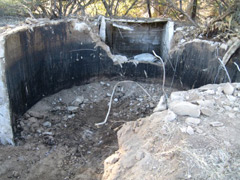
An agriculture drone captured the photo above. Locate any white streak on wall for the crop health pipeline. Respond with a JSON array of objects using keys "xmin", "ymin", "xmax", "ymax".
[
  {"xmin": 0, "ymin": 36, "xmax": 14, "ymax": 145},
  {"xmin": 112, "ymin": 23, "xmax": 134, "ymax": 31},
  {"xmin": 162, "ymin": 21, "xmax": 174, "ymax": 61},
  {"xmin": 99, "ymin": 16, "xmax": 106, "ymax": 42}
]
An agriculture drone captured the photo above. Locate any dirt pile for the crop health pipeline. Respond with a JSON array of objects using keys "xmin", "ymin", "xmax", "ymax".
[
  {"xmin": 103, "ymin": 83, "xmax": 240, "ymax": 180},
  {"xmin": 0, "ymin": 79, "xmax": 178, "ymax": 180}
]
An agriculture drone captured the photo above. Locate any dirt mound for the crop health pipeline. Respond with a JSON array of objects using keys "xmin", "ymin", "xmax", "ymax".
[
  {"xmin": 0, "ymin": 79, "xmax": 177, "ymax": 180},
  {"xmin": 103, "ymin": 83, "xmax": 240, "ymax": 180}
]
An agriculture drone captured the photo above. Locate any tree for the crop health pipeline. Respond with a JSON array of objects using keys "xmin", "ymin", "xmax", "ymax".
[
  {"xmin": 191, "ymin": 0, "xmax": 197, "ymax": 21},
  {"xmin": 146, "ymin": 0, "xmax": 152, "ymax": 18}
]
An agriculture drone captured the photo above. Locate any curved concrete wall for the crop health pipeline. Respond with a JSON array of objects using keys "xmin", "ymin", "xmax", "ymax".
[
  {"xmin": 169, "ymin": 39, "xmax": 240, "ymax": 88},
  {"xmin": 0, "ymin": 19, "xmax": 164, "ymax": 144},
  {"xmin": 0, "ymin": 19, "xmax": 239, "ymax": 145}
]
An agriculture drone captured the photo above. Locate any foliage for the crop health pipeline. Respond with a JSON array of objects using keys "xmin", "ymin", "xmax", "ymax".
[
  {"xmin": 0, "ymin": 0, "xmax": 26, "ymax": 16},
  {"xmin": 0, "ymin": 0, "xmax": 239, "ymax": 35}
]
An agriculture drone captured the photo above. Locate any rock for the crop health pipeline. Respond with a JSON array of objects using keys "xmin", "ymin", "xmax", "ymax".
[
  {"xmin": 169, "ymin": 101, "xmax": 200, "ymax": 117},
  {"xmin": 113, "ymin": 113, "xmax": 119, "ymax": 117},
  {"xmin": 43, "ymin": 121, "xmax": 52, "ymax": 127},
  {"xmin": 67, "ymin": 106, "xmax": 79, "ymax": 112},
  {"xmin": 24, "ymin": 113, "xmax": 31, "ymax": 119},
  {"xmin": 201, "ymin": 108, "xmax": 214, "ymax": 117},
  {"xmin": 28, "ymin": 111, "xmax": 44, "ymax": 119},
  {"xmin": 210, "ymin": 121, "xmax": 224, "ymax": 127},
  {"xmin": 186, "ymin": 126, "xmax": 194, "ymax": 135},
  {"xmin": 185, "ymin": 117, "xmax": 201, "ymax": 125},
  {"xmin": 42, "ymin": 131, "xmax": 53, "ymax": 135},
  {"xmin": 226, "ymin": 95, "xmax": 237, "ymax": 102},
  {"xmin": 204, "ymin": 89, "xmax": 215, "ymax": 95},
  {"xmin": 149, "ymin": 102, "xmax": 155, "ymax": 108},
  {"xmin": 20, "ymin": 121, "xmax": 25, "ymax": 127},
  {"xmin": 106, "ymin": 93, "xmax": 111, "ymax": 97},
  {"xmin": 105, "ymin": 154, "xmax": 120, "ymax": 165},
  {"xmin": 72, "ymin": 96, "xmax": 84, "ymax": 106},
  {"xmin": 28, "ymin": 117, "xmax": 38, "ymax": 124},
  {"xmin": 135, "ymin": 151, "xmax": 145, "ymax": 161},
  {"xmin": 68, "ymin": 114, "xmax": 75, "ymax": 119},
  {"xmin": 224, "ymin": 105, "xmax": 232, "ymax": 111},
  {"xmin": 80, "ymin": 104, "xmax": 85, "ymax": 108},
  {"xmin": 153, "ymin": 95, "xmax": 167, "ymax": 112},
  {"xmin": 227, "ymin": 112, "xmax": 235, "ymax": 118},
  {"xmin": 233, "ymin": 107, "xmax": 239, "ymax": 112},
  {"xmin": 170, "ymin": 91, "xmax": 186, "ymax": 101},
  {"xmin": 121, "ymin": 154, "xmax": 136, "ymax": 169},
  {"xmin": 196, "ymin": 99, "xmax": 215, "ymax": 107},
  {"xmin": 100, "ymin": 81, "xmax": 105, "ymax": 85},
  {"xmin": 137, "ymin": 98, "xmax": 143, "ymax": 102},
  {"xmin": 12, "ymin": 171, "xmax": 19, "ymax": 178},
  {"xmin": 198, "ymin": 84, "xmax": 218, "ymax": 91},
  {"xmin": 180, "ymin": 126, "xmax": 187, "ymax": 133},
  {"xmin": 36, "ymin": 128, "xmax": 44, "ymax": 133},
  {"xmin": 196, "ymin": 127, "xmax": 203, "ymax": 134},
  {"xmin": 216, "ymin": 87, "xmax": 223, "ymax": 95},
  {"xmin": 30, "ymin": 122, "xmax": 39, "ymax": 132},
  {"xmin": 223, "ymin": 83, "xmax": 235, "ymax": 95},
  {"xmin": 164, "ymin": 110, "xmax": 177, "ymax": 122}
]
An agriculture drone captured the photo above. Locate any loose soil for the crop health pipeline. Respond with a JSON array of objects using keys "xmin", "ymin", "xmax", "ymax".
[{"xmin": 0, "ymin": 79, "xmax": 178, "ymax": 180}]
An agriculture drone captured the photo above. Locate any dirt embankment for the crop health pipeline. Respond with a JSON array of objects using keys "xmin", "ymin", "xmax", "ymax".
[{"xmin": 103, "ymin": 83, "xmax": 240, "ymax": 180}]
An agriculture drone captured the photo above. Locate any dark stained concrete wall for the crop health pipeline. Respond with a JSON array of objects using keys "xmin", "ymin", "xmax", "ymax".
[
  {"xmin": 170, "ymin": 40, "xmax": 240, "ymax": 88},
  {"xmin": 2, "ymin": 19, "xmax": 239, "ymax": 144},
  {"xmin": 106, "ymin": 22, "xmax": 165, "ymax": 58},
  {"xmin": 3, "ymin": 20, "xmax": 164, "ymax": 127}
]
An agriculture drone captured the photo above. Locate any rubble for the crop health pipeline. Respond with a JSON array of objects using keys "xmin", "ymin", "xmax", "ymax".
[
  {"xmin": 185, "ymin": 117, "xmax": 201, "ymax": 125},
  {"xmin": 169, "ymin": 101, "xmax": 201, "ymax": 117},
  {"xmin": 102, "ymin": 82, "xmax": 240, "ymax": 180},
  {"xmin": 223, "ymin": 83, "xmax": 235, "ymax": 95},
  {"xmin": 0, "ymin": 80, "xmax": 178, "ymax": 179}
]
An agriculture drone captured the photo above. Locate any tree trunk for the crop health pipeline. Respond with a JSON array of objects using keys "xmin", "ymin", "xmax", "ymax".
[
  {"xmin": 59, "ymin": 0, "xmax": 63, "ymax": 17},
  {"xmin": 191, "ymin": 0, "xmax": 197, "ymax": 21},
  {"xmin": 166, "ymin": 0, "xmax": 199, "ymax": 27},
  {"xmin": 54, "ymin": 0, "xmax": 56, "ymax": 12},
  {"xmin": 147, "ymin": 0, "xmax": 152, "ymax": 18},
  {"xmin": 179, "ymin": 0, "xmax": 182, "ymax": 11},
  {"xmin": 102, "ymin": 0, "xmax": 112, "ymax": 16}
]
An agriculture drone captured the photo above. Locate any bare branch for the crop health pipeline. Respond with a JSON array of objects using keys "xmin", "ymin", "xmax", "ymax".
[
  {"xmin": 20, "ymin": 3, "xmax": 35, "ymax": 18},
  {"xmin": 210, "ymin": 7, "xmax": 235, "ymax": 24},
  {"xmin": 152, "ymin": 50, "xmax": 166, "ymax": 97},
  {"xmin": 124, "ymin": 0, "xmax": 138, "ymax": 16},
  {"xmin": 217, "ymin": 58, "xmax": 231, "ymax": 83},
  {"xmin": 166, "ymin": 0, "xmax": 199, "ymax": 27},
  {"xmin": 234, "ymin": 62, "xmax": 240, "ymax": 72},
  {"xmin": 102, "ymin": 0, "xmax": 113, "ymax": 16},
  {"xmin": 114, "ymin": 0, "xmax": 120, "ymax": 16}
]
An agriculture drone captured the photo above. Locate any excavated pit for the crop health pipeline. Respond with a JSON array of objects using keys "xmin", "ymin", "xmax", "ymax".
[
  {"xmin": 0, "ymin": 18, "xmax": 180, "ymax": 179},
  {"xmin": 0, "ymin": 18, "xmax": 239, "ymax": 179},
  {"xmin": 8, "ymin": 79, "xmax": 179, "ymax": 180},
  {"xmin": 0, "ymin": 18, "xmax": 176, "ymax": 145}
]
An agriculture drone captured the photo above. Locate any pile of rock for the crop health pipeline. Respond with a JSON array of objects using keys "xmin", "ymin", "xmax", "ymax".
[{"xmin": 102, "ymin": 82, "xmax": 240, "ymax": 180}]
